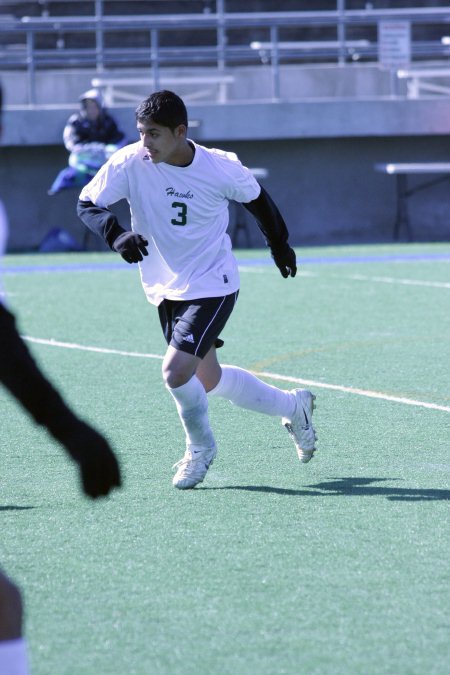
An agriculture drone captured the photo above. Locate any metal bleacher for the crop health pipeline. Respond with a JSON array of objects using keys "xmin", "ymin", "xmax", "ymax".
[{"xmin": 3, "ymin": 1, "xmax": 450, "ymax": 107}]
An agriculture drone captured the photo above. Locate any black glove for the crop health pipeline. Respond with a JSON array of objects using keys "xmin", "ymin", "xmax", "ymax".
[
  {"xmin": 61, "ymin": 421, "xmax": 122, "ymax": 499},
  {"xmin": 271, "ymin": 243, "xmax": 297, "ymax": 278},
  {"xmin": 113, "ymin": 232, "xmax": 148, "ymax": 263}
]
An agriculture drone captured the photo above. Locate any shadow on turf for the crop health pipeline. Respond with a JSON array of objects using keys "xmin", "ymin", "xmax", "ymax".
[
  {"xmin": 0, "ymin": 505, "xmax": 35, "ymax": 511},
  {"xmin": 202, "ymin": 477, "xmax": 450, "ymax": 501},
  {"xmin": 307, "ymin": 477, "xmax": 450, "ymax": 501}
]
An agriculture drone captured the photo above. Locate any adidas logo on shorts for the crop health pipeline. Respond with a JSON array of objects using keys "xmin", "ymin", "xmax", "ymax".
[{"xmin": 182, "ymin": 334, "xmax": 195, "ymax": 344}]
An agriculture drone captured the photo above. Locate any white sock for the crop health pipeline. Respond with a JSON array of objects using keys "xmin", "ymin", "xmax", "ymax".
[
  {"xmin": 0, "ymin": 638, "xmax": 30, "ymax": 675},
  {"xmin": 167, "ymin": 375, "xmax": 216, "ymax": 449},
  {"xmin": 209, "ymin": 365, "xmax": 296, "ymax": 419}
]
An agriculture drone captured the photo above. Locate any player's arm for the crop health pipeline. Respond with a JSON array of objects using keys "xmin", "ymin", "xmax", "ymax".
[
  {"xmin": 242, "ymin": 185, "xmax": 297, "ymax": 278},
  {"xmin": 77, "ymin": 199, "xmax": 148, "ymax": 263},
  {"xmin": 77, "ymin": 198, "xmax": 126, "ymax": 247},
  {"xmin": 0, "ymin": 303, "xmax": 121, "ymax": 498}
]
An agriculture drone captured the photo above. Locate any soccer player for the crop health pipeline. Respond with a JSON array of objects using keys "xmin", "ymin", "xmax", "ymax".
[
  {"xmin": 77, "ymin": 90, "xmax": 318, "ymax": 490},
  {"xmin": 0, "ymin": 82, "xmax": 121, "ymax": 675}
]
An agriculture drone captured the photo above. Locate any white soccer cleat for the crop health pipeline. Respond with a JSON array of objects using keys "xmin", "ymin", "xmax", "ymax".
[
  {"xmin": 282, "ymin": 389, "xmax": 317, "ymax": 463},
  {"xmin": 172, "ymin": 444, "xmax": 217, "ymax": 489}
]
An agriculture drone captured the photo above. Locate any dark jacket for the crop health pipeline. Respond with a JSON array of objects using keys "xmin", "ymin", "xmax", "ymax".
[{"xmin": 63, "ymin": 111, "xmax": 125, "ymax": 152}]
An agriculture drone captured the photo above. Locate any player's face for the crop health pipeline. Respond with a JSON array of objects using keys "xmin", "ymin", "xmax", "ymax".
[{"xmin": 137, "ymin": 119, "xmax": 187, "ymax": 165}]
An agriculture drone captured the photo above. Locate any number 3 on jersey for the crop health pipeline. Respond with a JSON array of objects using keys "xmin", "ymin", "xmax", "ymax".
[{"xmin": 171, "ymin": 202, "xmax": 187, "ymax": 226}]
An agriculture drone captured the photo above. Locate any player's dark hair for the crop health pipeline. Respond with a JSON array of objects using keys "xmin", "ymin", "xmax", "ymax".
[{"xmin": 135, "ymin": 90, "xmax": 188, "ymax": 130}]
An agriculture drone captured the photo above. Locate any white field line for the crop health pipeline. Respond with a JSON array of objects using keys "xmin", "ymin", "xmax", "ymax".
[
  {"xmin": 240, "ymin": 267, "xmax": 450, "ymax": 288},
  {"xmin": 22, "ymin": 336, "xmax": 164, "ymax": 361},
  {"xmin": 22, "ymin": 335, "xmax": 450, "ymax": 414},
  {"xmin": 346, "ymin": 274, "xmax": 450, "ymax": 289},
  {"xmin": 238, "ymin": 267, "xmax": 315, "ymax": 276},
  {"xmin": 254, "ymin": 371, "xmax": 450, "ymax": 413}
]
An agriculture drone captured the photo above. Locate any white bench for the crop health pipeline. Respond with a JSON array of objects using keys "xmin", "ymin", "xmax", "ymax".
[
  {"xmin": 91, "ymin": 74, "xmax": 234, "ymax": 105},
  {"xmin": 375, "ymin": 162, "xmax": 450, "ymax": 239},
  {"xmin": 396, "ymin": 68, "xmax": 450, "ymax": 98},
  {"xmin": 250, "ymin": 40, "xmax": 370, "ymax": 62}
]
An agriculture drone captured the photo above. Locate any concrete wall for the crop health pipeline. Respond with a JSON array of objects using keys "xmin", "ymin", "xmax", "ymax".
[
  {"xmin": 2, "ymin": 131, "xmax": 450, "ymax": 252},
  {"xmin": 2, "ymin": 83, "xmax": 450, "ymax": 250}
]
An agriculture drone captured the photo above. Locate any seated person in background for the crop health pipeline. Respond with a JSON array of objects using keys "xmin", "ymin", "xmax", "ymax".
[{"xmin": 48, "ymin": 88, "xmax": 126, "ymax": 195}]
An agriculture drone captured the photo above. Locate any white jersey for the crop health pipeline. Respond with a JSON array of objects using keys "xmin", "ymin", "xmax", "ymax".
[{"xmin": 79, "ymin": 140, "xmax": 260, "ymax": 305}]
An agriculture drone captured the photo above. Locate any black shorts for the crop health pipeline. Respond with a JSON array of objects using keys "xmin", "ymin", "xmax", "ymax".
[{"xmin": 158, "ymin": 292, "xmax": 238, "ymax": 359}]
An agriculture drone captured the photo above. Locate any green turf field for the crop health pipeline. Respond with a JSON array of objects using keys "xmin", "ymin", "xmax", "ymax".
[{"xmin": 1, "ymin": 243, "xmax": 449, "ymax": 675}]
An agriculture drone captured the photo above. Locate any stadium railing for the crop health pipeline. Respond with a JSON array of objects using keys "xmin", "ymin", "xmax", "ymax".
[{"xmin": 2, "ymin": 5, "xmax": 450, "ymax": 105}]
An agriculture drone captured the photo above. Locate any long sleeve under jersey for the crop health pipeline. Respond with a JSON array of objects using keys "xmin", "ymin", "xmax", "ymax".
[{"xmin": 242, "ymin": 185, "xmax": 289, "ymax": 253}]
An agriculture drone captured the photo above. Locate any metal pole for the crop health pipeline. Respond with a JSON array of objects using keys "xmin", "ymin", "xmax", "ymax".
[
  {"xmin": 337, "ymin": 0, "xmax": 346, "ymax": 65},
  {"xmin": 390, "ymin": 67, "xmax": 399, "ymax": 97},
  {"xmin": 151, "ymin": 28, "xmax": 160, "ymax": 90},
  {"xmin": 270, "ymin": 25, "xmax": 280, "ymax": 101},
  {"xmin": 95, "ymin": 0, "xmax": 104, "ymax": 73},
  {"xmin": 26, "ymin": 30, "xmax": 36, "ymax": 105},
  {"xmin": 216, "ymin": 0, "xmax": 226, "ymax": 73}
]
